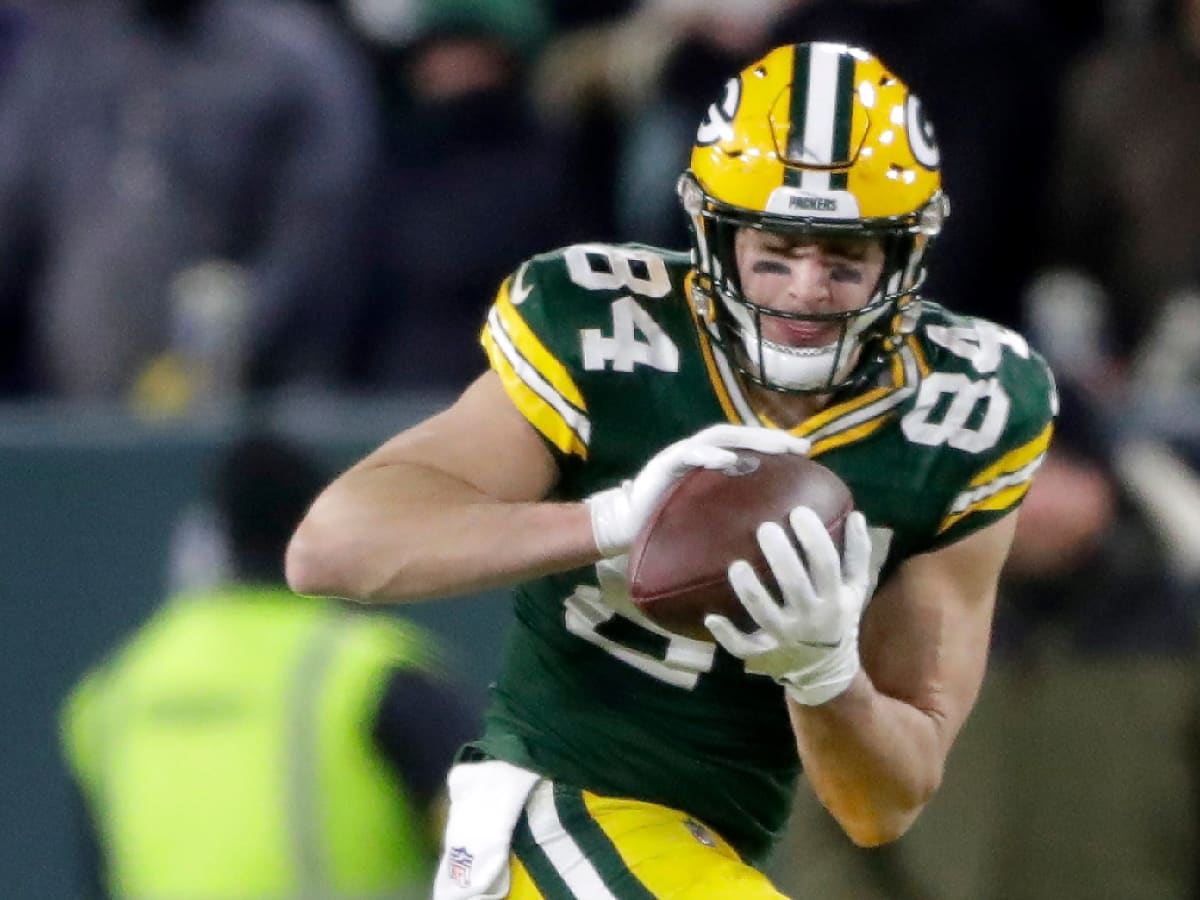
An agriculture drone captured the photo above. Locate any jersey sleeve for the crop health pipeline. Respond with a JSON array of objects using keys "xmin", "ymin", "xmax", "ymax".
[
  {"xmin": 927, "ymin": 343, "xmax": 1057, "ymax": 550},
  {"xmin": 480, "ymin": 255, "xmax": 593, "ymax": 465}
]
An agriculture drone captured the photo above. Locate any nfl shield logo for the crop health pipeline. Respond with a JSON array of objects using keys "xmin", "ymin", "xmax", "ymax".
[
  {"xmin": 448, "ymin": 846, "xmax": 474, "ymax": 887},
  {"xmin": 683, "ymin": 817, "xmax": 717, "ymax": 847}
]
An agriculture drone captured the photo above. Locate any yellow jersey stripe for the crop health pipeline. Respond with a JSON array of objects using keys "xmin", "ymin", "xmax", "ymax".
[
  {"xmin": 482, "ymin": 314, "xmax": 589, "ymax": 459},
  {"xmin": 494, "ymin": 278, "xmax": 587, "ymax": 410},
  {"xmin": 937, "ymin": 441, "xmax": 1050, "ymax": 534},
  {"xmin": 937, "ymin": 481, "xmax": 1032, "ymax": 535},
  {"xmin": 802, "ymin": 344, "xmax": 920, "ymax": 449},
  {"xmin": 800, "ymin": 342, "xmax": 915, "ymax": 440},
  {"xmin": 694, "ymin": 328, "xmax": 744, "ymax": 425},
  {"xmin": 810, "ymin": 416, "xmax": 890, "ymax": 457},
  {"xmin": 799, "ymin": 382, "xmax": 892, "ymax": 435},
  {"xmin": 685, "ymin": 281, "xmax": 751, "ymax": 425},
  {"xmin": 966, "ymin": 422, "xmax": 1054, "ymax": 488},
  {"xmin": 905, "ymin": 332, "xmax": 931, "ymax": 378}
]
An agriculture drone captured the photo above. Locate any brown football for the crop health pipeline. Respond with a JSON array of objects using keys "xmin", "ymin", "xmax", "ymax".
[{"xmin": 627, "ymin": 450, "xmax": 853, "ymax": 640}]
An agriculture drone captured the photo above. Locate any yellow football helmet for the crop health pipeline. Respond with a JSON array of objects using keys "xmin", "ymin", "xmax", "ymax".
[{"xmin": 678, "ymin": 42, "xmax": 949, "ymax": 392}]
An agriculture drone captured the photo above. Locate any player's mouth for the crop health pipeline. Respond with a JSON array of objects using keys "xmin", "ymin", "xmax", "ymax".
[{"xmin": 761, "ymin": 318, "xmax": 840, "ymax": 348}]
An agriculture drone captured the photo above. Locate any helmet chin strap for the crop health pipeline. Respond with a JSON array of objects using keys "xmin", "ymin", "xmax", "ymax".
[{"xmin": 719, "ymin": 289, "xmax": 892, "ymax": 392}]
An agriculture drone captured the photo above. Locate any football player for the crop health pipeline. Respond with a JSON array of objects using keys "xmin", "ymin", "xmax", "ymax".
[{"xmin": 287, "ymin": 42, "xmax": 1056, "ymax": 900}]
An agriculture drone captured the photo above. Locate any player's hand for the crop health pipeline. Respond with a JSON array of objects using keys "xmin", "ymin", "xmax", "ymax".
[
  {"xmin": 585, "ymin": 424, "xmax": 811, "ymax": 558},
  {"xmin": 706, "ymin": 507, "xmax": 871, "ymax": 706}
]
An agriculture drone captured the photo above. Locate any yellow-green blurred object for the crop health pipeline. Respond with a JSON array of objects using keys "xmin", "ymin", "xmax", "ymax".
[
  {"xmin": 129, "ymin": 352, "xmax": 197, "ymax": 419},
  {"xmin": 61, "ymin": 586, "xmax": 439, "ymax": 898}
]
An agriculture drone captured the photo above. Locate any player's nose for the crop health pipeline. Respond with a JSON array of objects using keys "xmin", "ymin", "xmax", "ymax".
[{"xmin": 786, "ymin": 256, "xmax": 834, "ymax": 307}]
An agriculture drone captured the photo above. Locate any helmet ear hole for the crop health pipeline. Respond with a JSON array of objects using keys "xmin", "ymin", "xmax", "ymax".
[
  {"xmin": 677, "ymin": 173, "xmax": 704, "ymax": 216},
  {"xmin": 711, "ymin": 220, "xmax": 740, "ymax": 295}
]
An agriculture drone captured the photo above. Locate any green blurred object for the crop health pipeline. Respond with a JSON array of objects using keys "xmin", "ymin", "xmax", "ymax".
[{"xmin": 414, "ymin": 0, "xmax": 550, "ymax": 55}]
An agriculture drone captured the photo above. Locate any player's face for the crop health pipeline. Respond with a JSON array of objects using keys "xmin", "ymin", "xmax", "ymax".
[{"xmin": 734, "ymin": 229, "xmax": 886, "ymax": 348}]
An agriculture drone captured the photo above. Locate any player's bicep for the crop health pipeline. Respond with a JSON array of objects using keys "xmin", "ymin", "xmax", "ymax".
[
  {"xmin": 860, "ymin": 511, "xmax": 1017, "ymax": 744},
  {"xmin": 356, "ymin": 371, "xmax": 560, "ymax": 502}
]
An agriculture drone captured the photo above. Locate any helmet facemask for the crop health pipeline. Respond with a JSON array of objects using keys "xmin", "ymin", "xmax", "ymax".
[{"xmin": 681, "ymin": 172, "xmax": 944, "ymax": 393}]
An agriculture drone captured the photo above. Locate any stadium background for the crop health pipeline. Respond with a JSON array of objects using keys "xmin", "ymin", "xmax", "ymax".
[{"xmin": 2, "ymin": 0, "xmax": 1198, "ymax": 897}]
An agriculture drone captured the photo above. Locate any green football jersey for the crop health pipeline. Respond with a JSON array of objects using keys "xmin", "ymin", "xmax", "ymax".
[{"xmin": 473, "ymin": 242, "xmax": 1056, "ymax": 864}]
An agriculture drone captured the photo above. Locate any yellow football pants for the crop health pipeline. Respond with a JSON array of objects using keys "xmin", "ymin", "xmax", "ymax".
[{"xmin": 507, "ymin": 780, "xmax": 790, "ymax": 899}]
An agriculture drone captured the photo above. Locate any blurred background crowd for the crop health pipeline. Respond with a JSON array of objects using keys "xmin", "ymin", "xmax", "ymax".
[
  {"xmin": 2, "ymin": 0, "xmax": 1199, "ymax": 897},
  {"xmin": 0, "ymin": 0, "xmax": 1152, "ymax": 404}
]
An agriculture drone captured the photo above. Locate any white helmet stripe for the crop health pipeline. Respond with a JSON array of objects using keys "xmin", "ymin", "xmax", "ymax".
[{"xmin": 799, "ymin": 44, "xmax": 844, "ymax": 193}]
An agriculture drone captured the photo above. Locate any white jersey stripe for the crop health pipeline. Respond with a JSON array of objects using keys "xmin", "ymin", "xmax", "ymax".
[
  {"xmin": 806, "ymin": 346, "xmax": 920, "ymax": 442},
  {"xmin": 706, "ymin": 323, "xmax": 919, "ymax": 440},
  {"xmin": 947, "ymin": 453, "xmax": 1047, "ymax": 515},
  {"xmin": 488, "ymin": 307, "xmax": 593, "ymax": 447},
  {"xmin": 525, "ymin": 781, "xmax": 620, "ymax": 900},
  {"xmin": 706, "ymin": 329, "xmax": 761, "ymax": 425}
]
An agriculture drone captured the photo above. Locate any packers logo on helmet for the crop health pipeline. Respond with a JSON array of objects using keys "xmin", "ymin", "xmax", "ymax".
[
  {"xmin": 678, "ymin": 42, "xmax": 949, "ymax": 393},
  {"xmin": 696, "ymin": 77, "xmax": 741, "ymax": 146},
  {"xmin": 905, "ymin": 94, "xmax": 940, "ymax": 170}
]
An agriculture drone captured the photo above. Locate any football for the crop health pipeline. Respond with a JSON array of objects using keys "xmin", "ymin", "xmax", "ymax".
[{"xmin": 627, "ymin": 450, "xmax": 854, "ymax": 640}]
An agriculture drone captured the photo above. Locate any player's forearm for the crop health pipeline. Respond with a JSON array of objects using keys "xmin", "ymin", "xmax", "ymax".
[
  {"xmin": 787, "ymin": 671, "xmax": 948, "ymax": 847},
  {"xmin": 286, "ymin": 461, "xmax": 600, "ymax": 603}
]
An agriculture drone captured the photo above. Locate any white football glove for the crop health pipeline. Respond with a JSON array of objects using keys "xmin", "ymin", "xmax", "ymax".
[
  {"xmin": 585, "ymin": 424, "xmax": 811, "ymax": 558},
  {"xmin": 706, "ymin": 507, "xmax": 871, "ymax": 706}
]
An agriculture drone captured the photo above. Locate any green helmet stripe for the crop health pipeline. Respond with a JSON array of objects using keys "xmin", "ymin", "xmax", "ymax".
[
  {"xmin": 783, "ymin": 44, "xmax": 810, "ymax": 188},
  {"xmin": 829, "ymin": 52, "xmax": 856, "ymax": 190}
]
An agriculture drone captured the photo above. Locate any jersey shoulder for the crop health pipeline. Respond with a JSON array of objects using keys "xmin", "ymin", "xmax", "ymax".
[
  {"xmin": 502, "ymin": 242, "xmax": 692, "ymax": 323},
  {"xmin": 909, "ymin": 301, "xmax": 1057, "ymax": 432},
  {"xmin": 480, "ymin": 242, "xmax": 697, "ymax": 461},
  {"xmin": 902, "ymin": 302, "xmax": 1057, "ymax": 546}
]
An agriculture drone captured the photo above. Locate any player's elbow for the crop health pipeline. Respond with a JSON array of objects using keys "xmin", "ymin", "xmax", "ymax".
[
  {"xmin": 286, "ymin": 500, "xmax": 418, "ymax": 603},
  {"xmin": 833, "ymin": 773, "xmax": 942, "ymax": 847},
  {"xmin": 840, "ymin": 805, "xmax": 923, "ymax": 847},
  {"xmin": 285, "ymin": 518, "xmax": 339, "ymax": 597},
  {"xmin": 285, "ymin": 513, "xmax": 369, "ymax": 601}
]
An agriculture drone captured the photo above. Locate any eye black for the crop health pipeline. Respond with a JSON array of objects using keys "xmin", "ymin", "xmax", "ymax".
[{"xmin": 752, "ymin": 260, "xmax": 791, "ymax": 275}]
